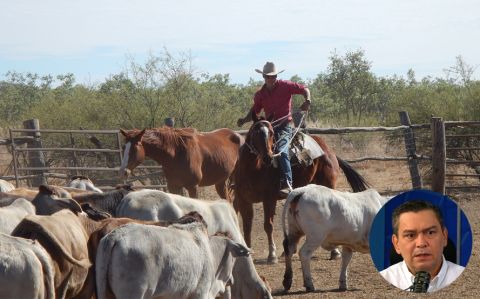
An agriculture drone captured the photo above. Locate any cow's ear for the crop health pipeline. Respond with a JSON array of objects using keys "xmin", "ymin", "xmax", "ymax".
[
  {"xmin": 227, "ymin": 240, "xmax": 250, "ymax": 257},
  {"xmin": 57, "ymin": 198, "xmax": 83, "ymax": 215},
  {"xmin": 38, "ymin": 184, "xmax": 54, "ymax": 195},
  {"xmin": 81, "ymin": 203, "xmax": 111, "ymax": 220}
]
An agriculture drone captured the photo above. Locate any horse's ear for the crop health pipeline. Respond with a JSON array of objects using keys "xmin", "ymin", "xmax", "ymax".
[
  {"xmin": 251, "ymin": 110, "xmax": 260, "ymax": 123},
  {"xmin": 120, "ymin": 128, "xmax": 127, "ymax": 137},
  {"xmin": 266, "ymin": 114, "xmax": 274, "ymax": 123},
  {"xmin": 139, "ymin": 129, "xmax": 147, "ymax": 139}
]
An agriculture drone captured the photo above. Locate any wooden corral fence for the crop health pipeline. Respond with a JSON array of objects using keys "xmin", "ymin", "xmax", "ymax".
[
  {"xmin": 1, "ymin": 114, "xmax": 479, "ymax": 195},
  {"xmin": 432, "ymin": 118, "xmax": 480, "ymax": 194},
  {"xmin": 0, "ymin": 119, "xmax": 167, "ymax": 190},
  {"xmin": 302, "ymin": 113, "xmax": 480, "ymax": 195}
]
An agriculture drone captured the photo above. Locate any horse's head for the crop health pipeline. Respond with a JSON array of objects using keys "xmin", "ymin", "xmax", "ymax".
[
  {"xmin": 119, "ymin": 128, "xmax": 146, "ymax": 178},
  {"xmin": 246, "ymin": 113, "xmax": 275, "ymax": 166}
]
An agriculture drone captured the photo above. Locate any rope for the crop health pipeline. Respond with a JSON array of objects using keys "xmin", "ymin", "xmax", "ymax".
[
  {"xmin": 273, "ymin": 111, "xmax": 307, "ymax": 153},
  {"xmin": 271, "ymin": 113, "xmax": 292, "ymax": 128}
]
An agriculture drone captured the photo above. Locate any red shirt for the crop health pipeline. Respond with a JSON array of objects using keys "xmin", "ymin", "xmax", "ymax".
[{"xmin": 252, "ymin": 80, "xmax": 307, "ymax": 122}]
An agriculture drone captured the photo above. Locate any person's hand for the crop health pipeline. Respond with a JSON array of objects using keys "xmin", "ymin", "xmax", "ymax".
[
  {"xmin": 300, "ymin": 100, "xmax": 311, "ymax": 111},
  {"xmin": 237, "ymin": 117, "xmax": 245, "ymax": 127}
]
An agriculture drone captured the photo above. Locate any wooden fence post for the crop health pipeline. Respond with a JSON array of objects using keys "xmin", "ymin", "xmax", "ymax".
[
  {"xmin": 23, "ymin": 119, "xmax": 47, "ymax": 186},
  {"xmin": 431, "ymin": 117, "xmax": 446, "ymax": 194},
  {"xmin": 399, "ymin": 111, "xmax": 423, "ymax": 189}
]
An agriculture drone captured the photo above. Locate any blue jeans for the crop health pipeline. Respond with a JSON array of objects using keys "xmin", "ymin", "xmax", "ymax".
[{"xmin": 274, "ymin": 123, "xmax": 293, "ymax": 187}]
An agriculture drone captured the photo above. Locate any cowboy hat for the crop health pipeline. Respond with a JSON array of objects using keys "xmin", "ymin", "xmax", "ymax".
[{"xmin": 255, "ymin": 61, "xmax": 285, "ymax": 76}]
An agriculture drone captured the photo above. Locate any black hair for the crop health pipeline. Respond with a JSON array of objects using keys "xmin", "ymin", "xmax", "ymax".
[{"xmin": 392, "ymin": 200, "xmax": 445, "ymax": 236}]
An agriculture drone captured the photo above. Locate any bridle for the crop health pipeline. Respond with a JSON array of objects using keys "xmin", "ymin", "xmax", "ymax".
[
  {"xmin": 244, "ymin": 120, "xmax": 272, "ymax": 157},
  {"xmin": 245, "ymin": 112, "xmax": 307, "ymax": 159}
]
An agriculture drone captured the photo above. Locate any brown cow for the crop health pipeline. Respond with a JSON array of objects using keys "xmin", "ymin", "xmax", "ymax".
[{"xmin": 12, "ymin": 210, "xmax": 92, "ymax": 299}]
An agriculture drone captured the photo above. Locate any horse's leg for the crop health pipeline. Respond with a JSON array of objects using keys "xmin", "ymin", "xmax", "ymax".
[
  {"xmin": 167, "ymin": 181, "xmax": 185, "ymax": 196},
  {"xmin": 238, "ymin": 201, "xmax": 254, "ymax": 248},
  {"xmin": 339, "ymin": 246, "xmax": 353, "ymax": 291},
  {"xmin": 263, "ymin": 199, "xmax": 278, "ymax": 264},
  {"xmin": 330, "ymin": 248, "xmax": 341, "ymax": 260},
  {"xmin": 185, "ymin": 186, "xmax": 198, "ymax": 198},
  {"xmin": 168, "ymin": 186, "xmax": 185, "ymax": 195},
  {"xmin": 214, "ymin": 181, "xmax": 228, "ymax": 200}
]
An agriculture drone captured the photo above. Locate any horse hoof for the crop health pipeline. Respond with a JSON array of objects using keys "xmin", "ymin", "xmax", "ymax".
[
  {"xmin": 305, "ymin": 285, "xmax": 315, "ymax": 292},
  {"xmin": 282, "ymin": 281, "xmax": 292, "ymax": 291},
  {"xmin": 329, "ymin": 250, "xmax": 341, "ymax": 260},
  {"xmin": 267, "ymin": 256, "xmax": 278, "ymax": 264}
]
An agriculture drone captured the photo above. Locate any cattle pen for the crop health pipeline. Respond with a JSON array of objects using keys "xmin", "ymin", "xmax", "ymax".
[
  {"xmin": 1, "ymin": 112, "xmax": 480, "ymax": 196},
  {"xmin": 0, "ymin": 113, "xmax": 479, "ymax": 299}
]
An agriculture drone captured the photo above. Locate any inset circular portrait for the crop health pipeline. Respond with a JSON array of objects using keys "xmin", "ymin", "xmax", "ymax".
[{"xmin": 369, "ymin": 189, "xmax": 472, "ymax": 293}]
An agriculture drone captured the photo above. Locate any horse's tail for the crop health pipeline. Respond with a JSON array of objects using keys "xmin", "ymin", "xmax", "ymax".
[{"xmin": 337, "ymin": 156, "xmax": 369, "ymax": 192}]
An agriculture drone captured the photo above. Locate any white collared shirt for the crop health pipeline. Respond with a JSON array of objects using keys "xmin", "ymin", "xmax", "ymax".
[{"xmin": 380, "ymin": 256, "xmax": 465, "ymax": 292}]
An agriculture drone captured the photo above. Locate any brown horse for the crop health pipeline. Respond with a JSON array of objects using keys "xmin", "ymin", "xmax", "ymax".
[
  {"xmin": 233, "ymin": 115, "xmax": 369, "ymax": 263},
  {"xmin": 119, "ymin": 127, "xmax": 244, "ymax": 200}
]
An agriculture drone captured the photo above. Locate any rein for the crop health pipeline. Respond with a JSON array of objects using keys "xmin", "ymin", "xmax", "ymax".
[
  {"xmin": 246, "ymin": 112, "xmax": 307, "ymax": 159},
  {"xmin": 272, "ymin": 111, "xmax": 307, "ymax": 156},
  {"xmin": 244, "ymin": 141, "xmax": 259, "ymax": 155},
  {"xmin": 270, "ymin": 113, "xmax": 291, "ymax": 128}
]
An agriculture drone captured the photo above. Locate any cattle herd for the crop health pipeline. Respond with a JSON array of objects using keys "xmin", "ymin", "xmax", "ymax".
[{"xmin": 0, "ymin": 176, "xmax": 388, "ymax": 298}]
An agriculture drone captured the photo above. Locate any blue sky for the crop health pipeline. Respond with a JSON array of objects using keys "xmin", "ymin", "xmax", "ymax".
[{"xmin": 1, "ymin": 0, "xmax": 479, "ymax": 85}]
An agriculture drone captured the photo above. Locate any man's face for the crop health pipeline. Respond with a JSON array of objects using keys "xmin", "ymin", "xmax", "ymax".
[
  {"xmin": 263, "ymin": 75, "xmax": 277, "ymax": 88},
  {"xmin": 392, "ymin": 209, "xmax": 448, "ymax": 277}
]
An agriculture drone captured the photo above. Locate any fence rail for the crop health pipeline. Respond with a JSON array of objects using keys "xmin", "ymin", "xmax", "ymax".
[
  {"xmin": 305, "ymin": 124, "xmax": 430, "ymax": 134},
  {"xmin": 3, "ymin": 121, "xmax": 166, "ymax": 190},
  {"xmin": 1, "ymin": 115, "xmax": 479, "ymax": 195}
]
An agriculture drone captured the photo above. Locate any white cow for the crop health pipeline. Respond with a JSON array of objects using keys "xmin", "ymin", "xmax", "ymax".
[
  {"xmin": 0, "ymin": 198, "xmax": 36, "ymax": 234},
  {"xmin": 0, "ymin": 179, "xmax": 15, "ymax": 192},
  {"xmin": 66, "ymin": 176, "xmax": 103, "ymax": 193},
  {"xmin": 282, "ymin": 184, "xmax": 389, "ymax": 292},
  {"xmin": 115, "ymin": 189, "xmax": 272, "ymax": 299},
  {"xmin": 0, "ymin": 233, "xmax": 56, "ymax": 299},
  {"xmin": 96, "ymin": 221, "xmax": 249, "ymax": 299}
]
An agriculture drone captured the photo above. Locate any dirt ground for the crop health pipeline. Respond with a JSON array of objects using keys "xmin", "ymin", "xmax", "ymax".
[{"xmin": 197, "ymin": 160, "xmax": 479, "ymax": 299}]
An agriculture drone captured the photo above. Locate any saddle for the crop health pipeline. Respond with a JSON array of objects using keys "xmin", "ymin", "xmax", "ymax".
[
  {"xmin": 271, "ymin": 111, "xmax": 324, "ymax": 168},
  {"xmin": 289, "ymin": 132, "xmax": 324, "ymax": 167}
]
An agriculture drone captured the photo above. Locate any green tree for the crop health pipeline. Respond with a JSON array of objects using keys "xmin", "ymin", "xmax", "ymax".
[{"xmin": 322, "ymin": 49, "xmax": 378, "ymax": 125}]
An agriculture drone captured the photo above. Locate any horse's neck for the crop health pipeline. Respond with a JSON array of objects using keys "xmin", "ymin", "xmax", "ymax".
[
  {"xmin": 239, "ymin": 148, "xmax": 269, "ymax": 172},
  {"xmin": 142, "ymin": 139, "xmax": 176, "ymax": 164},
  {"xmin": 141, "ymin": 138, "xmax": 193, "ymax": 177}
]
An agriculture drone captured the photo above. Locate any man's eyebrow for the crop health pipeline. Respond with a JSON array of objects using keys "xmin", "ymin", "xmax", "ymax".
[
  {"xmin": 421, "ymin": 225, "xmax": 439, "ymax": 233},
  {"xmin": 401, "ymin": 225, "xmax": 438, "ymax": 234}
]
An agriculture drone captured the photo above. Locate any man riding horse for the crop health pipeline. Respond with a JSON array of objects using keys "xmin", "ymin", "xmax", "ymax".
[{"xmin": 237, "ymin": 61, "xmax": 311, "ymax": 197}]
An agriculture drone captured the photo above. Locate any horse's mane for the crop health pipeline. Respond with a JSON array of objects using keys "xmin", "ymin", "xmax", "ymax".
[{"xmin": 142, "ymin": 127, "xmax": 198, "ymax": 150}]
